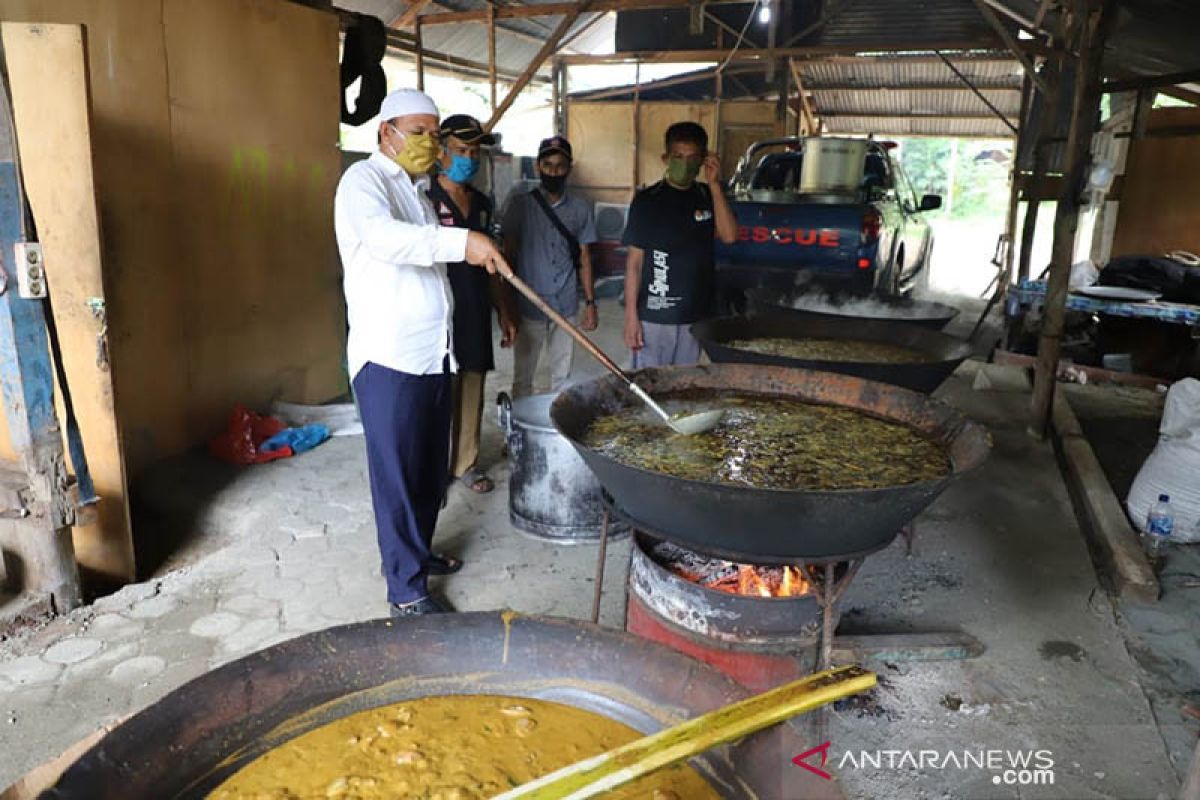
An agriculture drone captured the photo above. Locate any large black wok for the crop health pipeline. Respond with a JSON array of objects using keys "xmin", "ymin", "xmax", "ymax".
[
  {"xmin": 692, "ymin": 313, "xmax": 973, "ymax": 393},
  {"xmin": 552, "ymin": 364, "xmax": 990, "ymax": 563},
  {"xmin": 747, "ymin": 287, "xmax": 961, "ymax": 330},
  {"xmin": 41, "ymin": 613, "xmax": 837, "ymax": 799}
]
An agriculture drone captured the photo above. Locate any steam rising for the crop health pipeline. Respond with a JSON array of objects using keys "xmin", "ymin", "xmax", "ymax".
[{"xmin": 784, "ymin": 288, "xmax": 950, "ymax": 321}]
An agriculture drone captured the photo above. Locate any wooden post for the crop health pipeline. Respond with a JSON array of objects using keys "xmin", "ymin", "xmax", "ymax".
[
  {"xmin": 1029, "ymin": 0, "xmax": 1117, "ymax": 438},
  {"xmin": 560, "ymin": 63, "xmax": 570, "ymax": 136},
  {"xmin": 632, "ymin": 62, "xmax": 641, "ymax": 189},
  {"xmin": 551, "ymin": 58, "xmax": 562, "ymax": 135},
  {"xmin": 1017, "ymin": 39, "xmax": 1062, "ymax": 284},
  {"xmin": 1018, "ymin": 138, "xmax": 1049, "ymax": 282},
  {"xmin": 1003, "ymin": 73, "xmax": 1033, "ymax": 286},
  {"xmin": 1131, "ymin": 88, "xmax": 1154, "ymax": 140},
  {"xmin": 776, "ymin": 56, "xmax": 789, "ymax": 130},
  {"xmin": 415, "ymin": 17, "xmax": 425, "ymax": 90},
  {"xmin": 488, "ymin": 4, "xmax": 497, "ymax": 112},
  {"xmin": 486, "ymin": 1, "xmax": 591, "ymax": 132},
  {"xmin": 972, "ymin": 72, "xmax": 1032, "ymax": 342},
  {"xmin": 789, "ymin": 59, "xmax": 816, "ymax": 135}
]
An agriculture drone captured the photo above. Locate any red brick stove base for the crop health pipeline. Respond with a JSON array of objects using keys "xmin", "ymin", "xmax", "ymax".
[{"xmin": 626, "ymin": 592, "xmax": 813, "ymax": 694}]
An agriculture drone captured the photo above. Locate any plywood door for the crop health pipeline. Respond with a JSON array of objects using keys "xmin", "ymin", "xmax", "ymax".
[
  {"xmin": 161, "ymin": 0, "xmax": 344, "ymax": 432},
  {"xmin": 2, "ymin": 22, "xmax": 134, "ymax": 581},
  {"xmin": 1111, "ymin": 109, "xmax": 1200, "ymax": 257},
  {"xmin": 0, "ymin": 0, "xmax": 189, "ymax": 479},
  {"xmin": 720, "ymin": 101, "xmax": 785, "ymax": 178},
  {"xmin": 567, "ymin": 102, "xmax": 635, "ymax": 195}
]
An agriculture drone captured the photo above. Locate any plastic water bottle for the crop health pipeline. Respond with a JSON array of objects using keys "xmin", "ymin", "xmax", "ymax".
[{"xmin": 1143, "ymin": 494, "xmax": 1174, "ymax": 563}]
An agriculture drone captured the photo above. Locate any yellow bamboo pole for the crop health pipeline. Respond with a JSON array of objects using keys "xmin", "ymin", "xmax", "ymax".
[{"xmin": 494, "ymin": 665, "xmax": 877, "ymax": 799}]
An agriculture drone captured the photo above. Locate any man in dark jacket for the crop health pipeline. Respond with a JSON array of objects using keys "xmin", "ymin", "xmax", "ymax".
[{"xmin": 428, "ymin": 114, "xmax": 518, "ymax": 494}]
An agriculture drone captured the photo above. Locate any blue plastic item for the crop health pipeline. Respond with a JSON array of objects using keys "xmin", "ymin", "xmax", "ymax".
[{"xmin": 260, "ymin": 423, "xmax": 330, "ymax": 455}]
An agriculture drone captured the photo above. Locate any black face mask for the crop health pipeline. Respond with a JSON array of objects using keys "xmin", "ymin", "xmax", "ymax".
[{"xmin": 540, "ymin": 173, "xmax": 566, "ymax": 194}]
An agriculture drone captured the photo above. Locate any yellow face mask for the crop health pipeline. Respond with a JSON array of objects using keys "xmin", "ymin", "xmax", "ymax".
[{"xmin": 389, "ymin": 126, "xmax": 440, "ymax": 175}]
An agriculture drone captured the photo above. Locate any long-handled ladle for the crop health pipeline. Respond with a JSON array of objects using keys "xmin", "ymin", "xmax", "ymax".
[{"xmin": 500, "ymin": 270, "xmax": 724, "ymax": 435}]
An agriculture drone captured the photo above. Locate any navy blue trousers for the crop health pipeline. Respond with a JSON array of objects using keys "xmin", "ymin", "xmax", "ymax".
[{"xmin": 353, "ymin": 361, "xmax": 451, "ymax": 605}]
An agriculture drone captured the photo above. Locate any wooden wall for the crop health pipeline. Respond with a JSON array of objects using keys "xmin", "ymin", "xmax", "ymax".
[
  {"xmin": 0, "ymin": 0, "xmax": 344, "ymax": 580},
  {"xmin": 566, "ymin": 99, "xmax": 784, "ymax": 207},
  {"xmin": 1112, "ymin": 108, "xmax": 1200, "ymax": 258}
]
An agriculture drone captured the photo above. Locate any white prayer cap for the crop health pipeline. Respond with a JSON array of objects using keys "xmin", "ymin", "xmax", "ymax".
[{"xmin": 379, "ymin": 88, "xmax": 439, "ymax": 122}]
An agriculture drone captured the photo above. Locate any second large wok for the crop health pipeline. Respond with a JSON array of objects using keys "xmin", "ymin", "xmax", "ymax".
[
  {"xmin": 692, "ymin": 313, "xmax": 974, "ymax": 394},
  {"xmin": 551, "ymin": 364, "xmax": 990, "ymax": 563}
]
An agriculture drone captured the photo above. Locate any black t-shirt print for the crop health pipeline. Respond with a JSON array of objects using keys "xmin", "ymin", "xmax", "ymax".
[{"xmin": 621, "ymin": 180, "xmax": 717, "ymax": 325}]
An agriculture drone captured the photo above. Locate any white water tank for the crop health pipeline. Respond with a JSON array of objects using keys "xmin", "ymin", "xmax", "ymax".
[{"xmin": 799, "ymin": 137, "xmax": 868, "ymax": 194}]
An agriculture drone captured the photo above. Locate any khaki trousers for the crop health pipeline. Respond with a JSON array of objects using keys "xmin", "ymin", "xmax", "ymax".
[
  {"xmin": 450, "ymin": 370, "xmax": 486, "ymax": 478},
  {"xmin": 512, "ymin": 315, "xmax": 574, "ymax": 399}
]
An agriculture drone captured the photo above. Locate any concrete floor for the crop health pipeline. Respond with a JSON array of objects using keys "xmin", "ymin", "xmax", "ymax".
[{"xmin": 0, "ymin": 296, "xmax": 1190, "ymax": 799}]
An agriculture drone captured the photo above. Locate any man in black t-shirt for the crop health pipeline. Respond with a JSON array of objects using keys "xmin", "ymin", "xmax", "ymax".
[{"xmin": 622, "ymin": 121, "xmax": 737, "ymax": 367}]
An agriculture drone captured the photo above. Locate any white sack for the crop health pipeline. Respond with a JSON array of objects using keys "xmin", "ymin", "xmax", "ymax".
[{"xmin": 1126, "ymin": 378, "xmax": 1200, "ymax": 542}]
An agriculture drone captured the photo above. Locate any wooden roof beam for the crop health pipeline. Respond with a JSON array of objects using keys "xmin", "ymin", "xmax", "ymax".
[
  {"xmin": 387, "ymin": 33, "xmax": 550, "ymax": 84},
  {"xmin": 419, "ymin": 0, "xmax": 754, "ymax": 25},
  {"xmin": 806, "ymin": 83, "xmax": 1022, "ymax": 91},
  {"xmin": 1102, "ymin": 68, "xmax": 1200, "ymax": 93},
  {"xmin": 558, "ymin": 41, "xmax": 1009, "ymax": 65},
  {"xmin": 819, "ymin": 111, "xmax": 1019, "ymax": 120},
  {"xmin": 970, "ymin": 0, "xmax": 1051, "ymax": 96},
  {"xmin": 486, "ymin": 1, "xmax": 593, "ymax": 131},
  {"xmin": 391, "ymin": 0, "xmax": 436, "ymax": 28}
]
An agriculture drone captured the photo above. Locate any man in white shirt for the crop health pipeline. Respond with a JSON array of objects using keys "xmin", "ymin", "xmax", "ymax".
[{"xmin": 335, "ymin": 89, "xmax": 509, "ymax": 617}]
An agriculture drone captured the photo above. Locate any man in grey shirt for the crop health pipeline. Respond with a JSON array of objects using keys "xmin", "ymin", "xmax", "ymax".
[{"xmin": 501, "ymin": 136, "xmax": 598, "ymax": 397}]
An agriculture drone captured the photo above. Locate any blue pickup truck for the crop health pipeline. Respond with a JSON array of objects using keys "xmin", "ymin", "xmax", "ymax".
[{"xmin": 716, "ymin": 136, "xmax": 942, "ymax": 308}]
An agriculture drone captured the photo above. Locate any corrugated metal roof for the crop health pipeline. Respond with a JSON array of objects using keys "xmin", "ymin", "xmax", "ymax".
[
  {"xmin": 418, "ymin": 23, "xmax": 546, "ymax": 77},
  {"xmin": 813, "ymin": 88, "xmax": 1020, "ymax": 117},
  {"xmin": 800, "ymin": 56, "xmax": 1023, "ymax": 90},
  {"xmin": 823, "ymin": 115, "xmax": 1015, "ymax": 138},
  {"xmin": 339, "ymin": 0, "xmax": 614, "ymax": 74},
  {"xmin": 803, "ymin": 0, "xmax": 998, "ymax": 48},
  {"xmin": 337, "ymin": 0, "xmax": 612, "ymax": 78}
]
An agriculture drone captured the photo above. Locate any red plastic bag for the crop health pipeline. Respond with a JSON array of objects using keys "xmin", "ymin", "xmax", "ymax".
[{"xmin": 209, "ymin": 405, "xmax": 291, "ymax": 465}]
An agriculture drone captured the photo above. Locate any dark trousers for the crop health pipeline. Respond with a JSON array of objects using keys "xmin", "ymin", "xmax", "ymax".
[{"xmin": 353, "ymin": 361, "xmax": 451, "ymax": 605}]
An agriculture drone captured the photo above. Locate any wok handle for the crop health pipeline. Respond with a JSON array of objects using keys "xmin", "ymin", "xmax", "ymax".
[{"xmin": 501, "ymin": 270, "xmax": 631, "ymax": 388}]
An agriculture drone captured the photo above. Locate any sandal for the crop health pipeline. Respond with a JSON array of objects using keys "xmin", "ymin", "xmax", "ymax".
[
  {"xmin": 457, "ymin": 468, "xmax": 494, "ymax": 494},
  {"xmin": 427, "ymin": 553, "xmax": 463, "ymax": 575}
]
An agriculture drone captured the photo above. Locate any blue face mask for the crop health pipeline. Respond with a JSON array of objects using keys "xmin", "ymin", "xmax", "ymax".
[{"xmin": 445, "ymin": 154, "xmax": 480, "ymax": 184}]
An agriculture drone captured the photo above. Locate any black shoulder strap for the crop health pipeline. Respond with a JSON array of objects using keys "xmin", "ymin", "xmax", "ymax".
[{"xmin": 529, "ymin": 189, "xmax": 581, "ymax": 262}]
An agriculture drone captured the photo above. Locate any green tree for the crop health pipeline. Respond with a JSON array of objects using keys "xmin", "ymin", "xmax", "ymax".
[{"xmin": 894, "ymin": 137, "xmax": 1012, "ymax": 221}]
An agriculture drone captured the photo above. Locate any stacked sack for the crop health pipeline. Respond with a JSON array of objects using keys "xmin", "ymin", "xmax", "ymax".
[{"xmin": 1127, "ymin": 378, "xmax": 1200, "ymax": 542}]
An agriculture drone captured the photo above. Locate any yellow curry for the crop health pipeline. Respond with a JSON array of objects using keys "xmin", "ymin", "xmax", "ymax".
[{"xmin": 209, "ymin": 694, "xmax": 719, "ymax": 800}]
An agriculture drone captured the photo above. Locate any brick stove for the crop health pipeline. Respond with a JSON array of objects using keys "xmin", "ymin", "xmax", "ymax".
[{"xmin": 625, "ymin": 534, "xmax": 864, "ymax": 694}]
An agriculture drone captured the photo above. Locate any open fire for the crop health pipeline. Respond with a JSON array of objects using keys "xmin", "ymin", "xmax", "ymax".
[{"xmin": 648, "ymin": 541, "xmax": 813, "ymax": 598}]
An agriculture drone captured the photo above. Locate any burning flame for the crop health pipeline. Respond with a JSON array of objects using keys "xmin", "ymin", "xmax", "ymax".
[
  {"xmin": 661, "ymin": 543, "xmax": 813, "ymax": 599},
  {"xmin": 738, "ymin": 566, "xmax": 773, "ymax": 598},
  {"xmin": 781, "ymin": 566, "xmax": 806, "ymax": 596},
  {"xmin": 725, "ymin": 565, "xmax": 810, "ymax": 598}
]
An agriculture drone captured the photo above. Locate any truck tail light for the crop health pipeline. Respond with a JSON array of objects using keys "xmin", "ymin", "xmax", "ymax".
[{"xmin": 861, "ymin": 209, "xmax": 882, "ymax": 245}]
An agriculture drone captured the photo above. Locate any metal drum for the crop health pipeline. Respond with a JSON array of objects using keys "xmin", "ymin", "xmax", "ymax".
[{"xmin": 498, "ymin": 392, "xmax": 627, "ymax": 542}]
